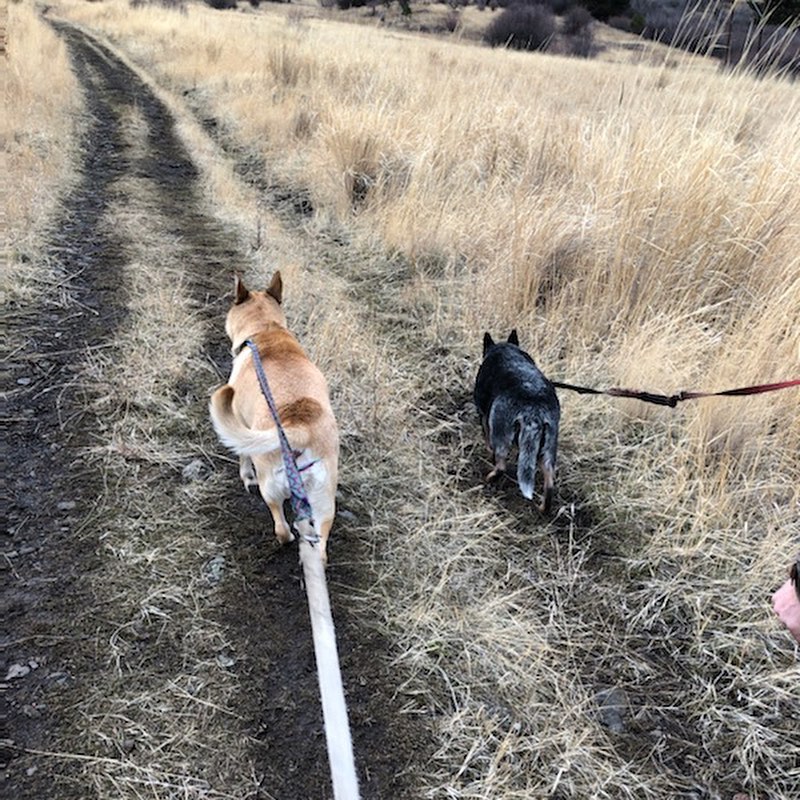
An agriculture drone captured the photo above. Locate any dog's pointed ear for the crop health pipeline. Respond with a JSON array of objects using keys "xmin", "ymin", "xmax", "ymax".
[
  {"xmin": 266, "ymin": 271, "xmax": 283, "ymax": 304},
  {"xmin": 234, "ymin": 274, "xmax": 249, "ymax": 305},
  {"xmin": 508, "ymin": 329, "xmax": 519, "ymax": 346},
  {"xmin": 483, "ymin": 332, "xmax": 494, "ymax": 356}
]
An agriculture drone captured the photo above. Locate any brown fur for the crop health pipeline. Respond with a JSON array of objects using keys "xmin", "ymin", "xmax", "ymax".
[
  {"xmin": 209, "ymin": 272, "xmax": 339, "ymax": 564},
  {"xmin": 278, "ymin": 397, "xmax": 324, "ymax": 427}
]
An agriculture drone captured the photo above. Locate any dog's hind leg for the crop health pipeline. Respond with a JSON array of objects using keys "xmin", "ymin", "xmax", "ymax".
[
  {"xmin": 539, "ymin": 463, "xmax": 555, "ymax": 513},
  {"xmin": 485, "ymin": 455, "xmax": 508, "ymax": 483},
  {"xmin": 266, "ymin": 499, "xmax": 295, "ymax": 545},
  {"xmin": 315, "ymin": 515, "xmax": 334, "ymax": 567},
  {"xmin": 239, "ymin": 455, "xmax": 259, "ymax": 493},
  {"xmin": 480, "ymin": 415, "xmax": 492, "ymax": 452},
  {"xmin": 485, "ymin": 402, "xmax": 514, "ymax": 484},
  {"xmin": 538, "ymin": 422, "xmax": 558, "ymax": 513}
]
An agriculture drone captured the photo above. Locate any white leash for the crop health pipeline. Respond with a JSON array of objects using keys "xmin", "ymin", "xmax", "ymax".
[
  {"xmin": 245, "ymin": 340, "xmax": 359, "ymax": 798},
  {"xmin": 299, "ymin": 539, "xmax": 361, "ymax": 800}
]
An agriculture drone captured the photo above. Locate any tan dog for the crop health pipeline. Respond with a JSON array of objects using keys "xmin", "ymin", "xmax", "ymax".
[{"xmin": 209, "ymin": 272, "xmax": 339, "ymax": 564}]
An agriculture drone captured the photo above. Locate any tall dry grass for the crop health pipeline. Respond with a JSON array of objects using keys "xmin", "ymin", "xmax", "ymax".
[
  {"xmin": 2, "ymin": 1, "xmax": 80, "ymax": 302},
  {"xmin": 41, "ymin": 1, "xmax": 800, "ymax": 797}
]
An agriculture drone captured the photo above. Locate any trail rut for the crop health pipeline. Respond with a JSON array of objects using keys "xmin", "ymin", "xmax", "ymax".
[{"xmin": 4, "ymin": 21, "xmax": 434, "ymax": 800}]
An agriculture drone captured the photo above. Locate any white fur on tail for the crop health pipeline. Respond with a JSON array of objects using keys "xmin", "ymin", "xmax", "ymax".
[
  {"xmin": 516, "ymin": 418, "xmax": 541, "ymax": 501},
  {"xmin": 209, "ymin": 386, "xmax": 310, "ymax": 457}
]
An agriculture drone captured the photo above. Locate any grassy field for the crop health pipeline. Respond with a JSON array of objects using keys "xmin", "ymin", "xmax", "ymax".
[
  {"xmin": 7, "ymin": 0, "xmax": 799, "ymax": 797},
  {"xmin": 2, "ymin": 0, "xmax": 80, "ymax": 303}
]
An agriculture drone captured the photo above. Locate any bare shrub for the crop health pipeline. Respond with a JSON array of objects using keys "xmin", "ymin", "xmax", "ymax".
[
  {"xmin": 484, "ymin": 4, "xmax": 556, "ymax": 50},
  {"xmin": 565, "ymin": 28, "xmax": 596, "ymax": 56},
  {"xmin": 542, "ymin": 0, "xmax": 574, "ymax": 13},
  {"xmin": 562, "ymin": 4, "xmax": 593, "ymax": 35},
  {"xmin": 444, "ymin": 10, "xmax": 461, "ymax": 32},
  {"xmin": 130, "ymin": 0, "xmax": 187, "ymax": 9},
  {"xmin": 606, "ymin": 14, "xmax": 631, "ymax": 31}
]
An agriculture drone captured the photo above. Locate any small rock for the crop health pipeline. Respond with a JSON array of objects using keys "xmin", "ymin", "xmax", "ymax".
[
  {"xmin": 17, "ymin": 377, "xmax": 32, "ymax": 386},
  {"xmin": 596, "ymin": 687, "xmax": 629, "ymax": 733},
  {"xmin": 6, "ymin": 664, "xmax": 31, "ymax": 680},
  {"xmin": 216, "ymin": 653, "xmax": 235, "ymax": 669},
  {"xmin": 27, "ymin": 766, "xmax": 38, "ymax": 777},
  {"xmin": 203, "ymin": 555, "xmax": 226, "ymax": 586},
  {"xmin": 120, "ymin": 739, "xmax": 136, "ymax": 754},
  {"xmin": 182, "ymin": 459, "xmax": 207, "ymax": 483},
  {"xmin": 57, "ymin": 501, "xmax": 77, "ymax": 511},
  {"xmin": 45, "ymin": 671, "xmax": 71, "ymax": 687}
]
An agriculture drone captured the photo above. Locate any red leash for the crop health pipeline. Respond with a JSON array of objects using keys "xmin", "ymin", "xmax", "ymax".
[{"xmin": 551, "ymin": 378, "xmax": 800, "ymax": 408}]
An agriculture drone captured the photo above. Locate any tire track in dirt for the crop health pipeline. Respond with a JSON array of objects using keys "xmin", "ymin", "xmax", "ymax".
[
  {"xmin": 4, "ymin": 20, "xmax": 142, "ymax": 797},
  {"xmin": 5, "ymin": 20, "xmax": 433, "ymax": 800}
]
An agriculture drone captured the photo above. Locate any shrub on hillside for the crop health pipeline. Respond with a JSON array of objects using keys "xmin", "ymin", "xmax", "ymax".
[
  {"xmin": 492, "ymin": 0, "xmax": 565, "ymax": 11},
  {"xmin": 563, "ymin": 4, "xmax": 592, "ymax": 34},
  {"xmin": 578, "ymin": 0, "xmax": 630, "ymax": 22},
  {"xmin": 565, "ymin": 26, "xmax": 596, "ymax": 56},
  {"xmin": 484, "ymin": 4, "xmax": 557, "ymax": 51},
  {"xmin": 605, "ymin": 13, "xmax": 630, "ymax": 31},
  {"xmin": 629, "ymin": 11, "xmax": 645, "ymax": 33},
  {"xmin": 532, "ymin": 0, "xmax": 577, "ymax": 17},
  {"xmin": 130, "ymin": 0, "xmax": 187, "ymax": 9},
  {"xmin": 560, "ymin": 5, "xmax": 595, "ymax": 56},
  {"xmin": 540, "ymin": 0, "xmax": 575, "ymax": 13},
  {"xmin": 204, "ymin": 0, "xmax": 237, "ymax": 9},
  {"xmin": 444, "ymin": 10, "xmax": 461, "ymax": 31}
]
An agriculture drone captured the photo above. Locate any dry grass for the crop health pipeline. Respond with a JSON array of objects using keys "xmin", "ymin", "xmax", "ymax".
[
  {"xmin": 2, "ymin": 1, "xmax": 81, "ymax": 304},
  {"xmin": 18, "ymin": 1, "xmax": 800, "ymax": 797}
]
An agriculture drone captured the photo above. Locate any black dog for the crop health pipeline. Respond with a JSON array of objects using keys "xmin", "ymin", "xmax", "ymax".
[{"xmin": 474, "ymin": 330, "xmax": 560, "ymax": 512}]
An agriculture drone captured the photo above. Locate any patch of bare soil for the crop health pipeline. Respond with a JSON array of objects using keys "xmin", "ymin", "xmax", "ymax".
[{"xmin": 3, "ymin": 20, "xmax": 434, "ymax": 800}]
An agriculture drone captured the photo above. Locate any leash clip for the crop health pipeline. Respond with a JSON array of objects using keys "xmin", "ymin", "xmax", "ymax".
[{"xmin": 294, "ymin": 517, "xmax": 320, "ymax": 546}]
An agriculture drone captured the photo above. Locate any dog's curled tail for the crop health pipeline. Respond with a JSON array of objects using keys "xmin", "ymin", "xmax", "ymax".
[{"xmin": 209, "ymin": 385, "xmax": 310, "ymax": 456}]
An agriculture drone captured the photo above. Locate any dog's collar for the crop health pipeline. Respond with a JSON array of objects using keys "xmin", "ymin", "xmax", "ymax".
[{"xmin": 232, "ymin": 339, "xmax": 252, "ymax": 357}]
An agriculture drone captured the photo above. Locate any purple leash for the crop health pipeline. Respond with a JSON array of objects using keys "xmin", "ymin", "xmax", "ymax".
[{"xmin": 244, "ymin": 339, "xmax": 317, "ymax": 542}]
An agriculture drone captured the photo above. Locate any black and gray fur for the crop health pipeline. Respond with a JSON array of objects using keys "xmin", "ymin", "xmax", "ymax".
[{"xmin": 474, "ymin": 330, "xmax": 560, "ymax": 512}]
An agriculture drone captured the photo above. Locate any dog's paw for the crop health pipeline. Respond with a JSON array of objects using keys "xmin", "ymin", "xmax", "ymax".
[
  {"xmin": 275, "ymin": 527, "xmax": 295, "ymax": 545},
  {"xmin": 239, "ymin": 456, "xmax": 259, "ymax": 493},
  {"xmin": 484, "ymin": 467, "xmax": 505, "ymax": 484},
  {"xmin": 538, "ymin": 489, "xmax": 554, "ymax": 515},
  {"xmin": 242, "ymin": 474, "xmax": 259, "ymax": 494}
]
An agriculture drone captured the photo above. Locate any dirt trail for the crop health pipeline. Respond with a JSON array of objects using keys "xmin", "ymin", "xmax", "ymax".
[{"xmin": 4, "ymin": 21, "xmax": 433, "ymax": 800}]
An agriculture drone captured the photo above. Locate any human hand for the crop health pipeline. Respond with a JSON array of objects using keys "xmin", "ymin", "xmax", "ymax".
[{"xmin": 772, "ymin": 577, "xmax": 800, "ymax": 644}]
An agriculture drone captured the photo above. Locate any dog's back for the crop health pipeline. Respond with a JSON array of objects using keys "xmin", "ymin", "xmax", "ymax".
[
  {"xmin": 474, "ymin": 331, "xmax": 560, "ymax": 511},
  {"xmin": 210, "ymin": 272, "xmax": 340, "ymax": 564}
]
